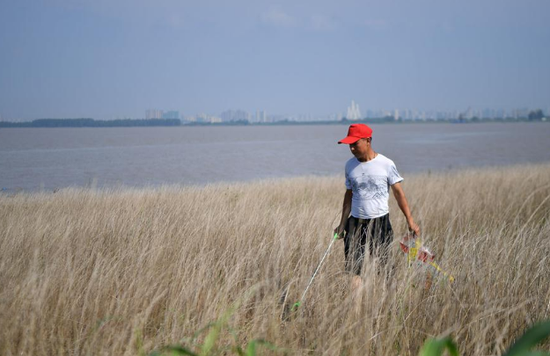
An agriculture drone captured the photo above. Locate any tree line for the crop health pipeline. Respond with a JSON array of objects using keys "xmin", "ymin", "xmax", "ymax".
[{"xmin": 0, "ymin": 118, "xmax": 181, "ymax": 128}]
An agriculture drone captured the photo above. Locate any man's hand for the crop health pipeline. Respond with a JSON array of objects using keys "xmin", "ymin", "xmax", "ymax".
[
  {"xmin": 334, "ymin": 224, "xmax": 345, "ymax": 239},
  {"xmin": 407, "ymin": 219, "xmax": 420, "ymax": 237}
]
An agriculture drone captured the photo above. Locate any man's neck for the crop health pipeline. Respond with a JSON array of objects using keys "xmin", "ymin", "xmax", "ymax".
[{"xmin": 357, "ymin": 149, "xmax": 377, "ymax": 162}]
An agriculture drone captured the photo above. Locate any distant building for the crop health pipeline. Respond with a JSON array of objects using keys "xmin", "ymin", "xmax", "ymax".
[
  {"xmin": 162, "ymin": 111, "xmax": 180, "ymax": 119},
  {"xmin": 196, "ymin": 113, "xmax": 209, "ymax": 123},
  {"xmin": 514, "ymin": 108, "xmax": 529, "ymax": 119},
  {"xmin": 482, "ymin": 108, "xmax": 494, "ymax": 119},
  {"xmin": 330, "ymin": 113, "xmax": 343, "ymax": 121},
  {"xmin": 346, "ymin": 100, "xmax": 361, "ymax": 120},
  {"xmin": 221, "ymin": 109, "xmax": 250, "ymax": 122},
  {"xmin": 146, "ymin": 109, "xmax": 163, "ymax": 119},
  {"xmin": 269, "ymin": 114, "xmax": 287, "ymax": 122},
  {"xmin": 298, "ymin": 114, "xmax": 314, "ymax": 121},
  {"xmin": 192, "ymin": 113, "xmax": 222, "ymax": 123},
  {"xmin": 255, "ymin": 110, "xmax": 267, "ymax": 123}
]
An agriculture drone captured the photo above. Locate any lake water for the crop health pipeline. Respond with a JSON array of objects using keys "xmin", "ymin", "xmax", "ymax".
[{"xmin": 1, "ymin": 122, "xmax": 549, "ymax": 191}]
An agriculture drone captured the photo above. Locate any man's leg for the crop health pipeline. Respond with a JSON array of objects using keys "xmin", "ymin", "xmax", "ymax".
[
  {"xmin": 369, "ymin": 214, "xmax": 394, "ymax": 277},
  {"xmin": 351, "ymin": 222, "xmax": 369, "ymax": 315},
  {"xmin": 344, "ymin": 217, "xmax": 367, "ymax": 291},
  {"xmin": 351, "ymin": 275, "xmax": 362, "ymax": 289},
  {"xmin": 344, "ymin": 217, "xmax": 366, "ymax": 276}
]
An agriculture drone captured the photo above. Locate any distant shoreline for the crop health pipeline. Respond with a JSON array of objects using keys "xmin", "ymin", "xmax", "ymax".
[{"xmin": 0, "ymin": 117, "xmax": 547, "ymax": 128}]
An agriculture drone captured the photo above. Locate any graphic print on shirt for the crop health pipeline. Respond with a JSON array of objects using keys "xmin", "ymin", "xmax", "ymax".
[{"xmin": 350, "ymin": 174, "xmax": 387, "ymax": 200}]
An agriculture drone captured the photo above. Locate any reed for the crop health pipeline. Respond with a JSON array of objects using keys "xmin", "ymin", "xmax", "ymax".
[{"xmin": 1, "ymin": 163, "xmax": 549, "ymax": 355}]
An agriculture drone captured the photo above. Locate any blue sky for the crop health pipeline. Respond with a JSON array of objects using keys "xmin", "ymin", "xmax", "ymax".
[{"xmin": 1, "ymin": 0, "xmax": 549, "ymax": 120}]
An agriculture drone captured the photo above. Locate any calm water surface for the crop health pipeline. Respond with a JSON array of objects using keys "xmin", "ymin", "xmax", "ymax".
[{"xmin": 1, "ymin": 123, "xmax": 549, "ymax": 191}]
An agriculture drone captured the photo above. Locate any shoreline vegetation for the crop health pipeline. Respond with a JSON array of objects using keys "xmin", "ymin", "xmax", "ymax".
[
  {"xmin": 1, "ymin": 163, "xmax": 550, "ymax": 354},
  {"xmin": 0, "ymin": 115, "xmax": 548, "ymax": 128}
]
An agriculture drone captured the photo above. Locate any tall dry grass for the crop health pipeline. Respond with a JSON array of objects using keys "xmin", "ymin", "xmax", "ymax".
[{"xmin": 1, "ymin": 163, "xmax": 549, "ymax": 355}]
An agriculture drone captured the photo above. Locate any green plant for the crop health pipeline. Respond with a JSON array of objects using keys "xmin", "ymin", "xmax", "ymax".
[
  {"xmin": 419, "ymin": 320, "xmax": 550, "ymax": 356},
  {"xmin": 504, "ymin": 320, "xmax": 550, "ymax": 356},
  {"xmin": 149, "ymin": 304, "xmax": 284, "ymax": 356},
  {"xmin": 419, "ymin": 337, "xmax": 458, "ymax": 356}
]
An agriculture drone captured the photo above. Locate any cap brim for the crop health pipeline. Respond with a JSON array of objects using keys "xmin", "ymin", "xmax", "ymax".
[{"xmin": 338, "ymin": 136, "xmax": 361, "ymax": 144}]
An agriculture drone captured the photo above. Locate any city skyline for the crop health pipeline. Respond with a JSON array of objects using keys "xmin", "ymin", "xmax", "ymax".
[
  {"xmin": 132, "ymin": 104, "xmax": 549, "ymax": 123},
  {"xmin": 2, "ymin": 102, "xmax": 548, "ymax": 123},
  {"xmin": 1, "ymin": 0, "xmax": 549, "ymax": 120}
]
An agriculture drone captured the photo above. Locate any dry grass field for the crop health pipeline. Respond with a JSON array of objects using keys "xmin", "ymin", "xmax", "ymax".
[{"xmin": 1, "ymin": 163, "xmax": 550, "ymax": 355}]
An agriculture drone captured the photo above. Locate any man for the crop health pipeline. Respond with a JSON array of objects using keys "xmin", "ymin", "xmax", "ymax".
[{"xmin": 334, "ymin": 123, "xmax": 420, "ymax": 288}]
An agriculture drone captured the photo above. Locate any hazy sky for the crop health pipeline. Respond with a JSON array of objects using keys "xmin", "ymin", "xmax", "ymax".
[{"xmin": 1, "ymin": 0, "xmax": 549, "ymax": 120}]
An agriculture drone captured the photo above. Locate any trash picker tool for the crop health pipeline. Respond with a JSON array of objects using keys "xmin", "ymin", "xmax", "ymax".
[{"xmin": 292, "ymin": 233, "xmax": 339, "ymax": 311}]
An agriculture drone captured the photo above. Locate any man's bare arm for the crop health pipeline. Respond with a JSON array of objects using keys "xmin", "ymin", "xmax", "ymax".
[
  {"xmin": 391, "ymin": 182, "xmax": 420, "ymax": 236},
  {"xmin": 334, "ymin": 189, "xmax": 352, "ymax": 239}
]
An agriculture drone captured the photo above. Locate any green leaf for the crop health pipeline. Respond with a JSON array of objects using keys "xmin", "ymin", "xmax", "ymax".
[
  {"xmin": 245, "ymin": 339, "xmax": 282, "ymax": 356},
  {"xmin": 191, "ymin": 322, "xmax": 216, "ymax": 342},
  {"xmin": 200, "ymin": 321, "xmax": 222, "ymax": 356},
  {"xmin": 520, "ymin": 352, "xmax": 550, "ymax": 356},
  {"xmin": 233, "ymin": 345, "xmax": 246, "ymax": 356},
  {"xmin": 504, "ymin": 320, "xmax": 550, "ymax": 356},
  {"xmin": 245, "ymin": 341, "xmax": 256, "ymax": 356},
  {"xmin": 199, "ymin": 307, "xmax": 236, "ymax": 356},
  {"xmin": 419, "ymin": 337, "xmax": 459, "ymax": 356},
  {"xmin": 148, "ymin": 345, "xmax": 198, "ymax": 356}
]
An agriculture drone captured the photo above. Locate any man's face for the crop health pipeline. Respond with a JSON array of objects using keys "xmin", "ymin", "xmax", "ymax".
[{"xmin": 349, "ymin": 138, "xmax": 370, "ymax": 158}]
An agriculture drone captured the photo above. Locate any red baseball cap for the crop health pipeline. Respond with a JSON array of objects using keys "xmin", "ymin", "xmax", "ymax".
[{"xmin": 338, "ymin": 124, "xmax": 373, "ymax": 144}]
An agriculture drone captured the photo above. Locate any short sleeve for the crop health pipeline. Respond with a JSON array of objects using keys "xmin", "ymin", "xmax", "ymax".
[
  {"xmin": 388, "ymin": 162, "xmax": 404, "ymax": 186},
  {"xmin": 345, "ymin": 170, "xmax": 352, "ymax": 189}
]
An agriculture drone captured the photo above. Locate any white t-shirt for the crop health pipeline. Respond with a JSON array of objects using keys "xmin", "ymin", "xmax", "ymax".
[{"xmin": 345, "ymin": 153, "xmax": 403, "ymax": 219}]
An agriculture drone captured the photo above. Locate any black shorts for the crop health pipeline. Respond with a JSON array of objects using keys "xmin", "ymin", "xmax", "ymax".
[{"xmin": 344, "ymin": 214, "xmax": 394, "ymax": 275}]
